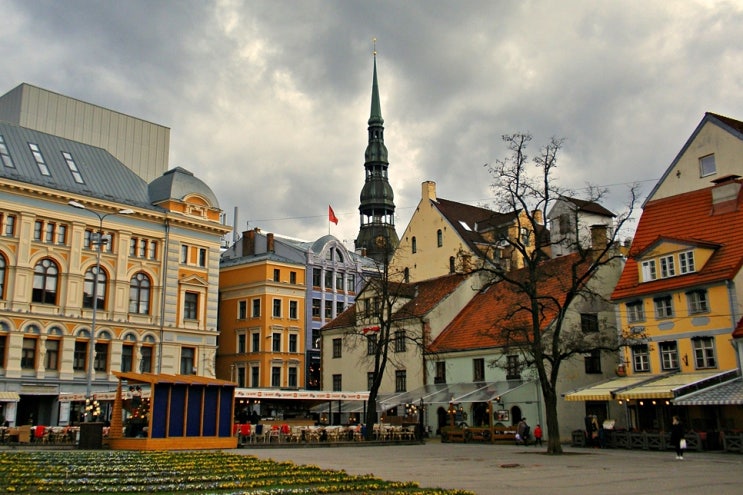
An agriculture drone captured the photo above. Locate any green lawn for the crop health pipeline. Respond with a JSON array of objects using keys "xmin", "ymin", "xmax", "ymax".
[{"xmin": 0, "ymin": 450, "xmax": 473, "ymax": 494}]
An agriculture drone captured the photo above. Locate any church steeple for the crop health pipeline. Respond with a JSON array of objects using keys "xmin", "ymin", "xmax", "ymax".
[{"xmin": 355, "ymin": 42, "xmax": 399, "ymax": 263}]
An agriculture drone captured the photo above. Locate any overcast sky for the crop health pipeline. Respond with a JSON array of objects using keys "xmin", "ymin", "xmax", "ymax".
[{"xmin": 3, "ymin": 0, "xmax": 742, "ymax": 247}]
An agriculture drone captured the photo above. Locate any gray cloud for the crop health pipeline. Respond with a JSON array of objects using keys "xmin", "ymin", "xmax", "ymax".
[{"xmin": 2, "ymin": 0, "xmax": 742, "ymax": 246}]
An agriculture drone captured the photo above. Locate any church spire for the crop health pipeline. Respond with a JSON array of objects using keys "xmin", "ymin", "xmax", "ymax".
[{"xmin": 355, "ymin": 40, "xmax": 399, "ymax": 263}]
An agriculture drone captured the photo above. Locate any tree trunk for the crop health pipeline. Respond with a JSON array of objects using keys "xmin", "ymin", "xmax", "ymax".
[{"xmin": 542, "ymin": 387, "xmax": 563, "ymax": 454}]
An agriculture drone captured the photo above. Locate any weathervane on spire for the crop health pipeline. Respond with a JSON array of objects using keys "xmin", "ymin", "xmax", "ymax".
[{"xmin": 373, "ymin": 37, "xmax": 377, "ymax": 56}]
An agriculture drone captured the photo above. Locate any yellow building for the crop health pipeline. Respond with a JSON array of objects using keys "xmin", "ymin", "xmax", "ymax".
[
  {"xmin": 389, "ymin": 181, "xmax": 545, "ymax": 283},
  {"xmin": 0, "ymin": 120, "xmax": 229, "ymax": 427}
]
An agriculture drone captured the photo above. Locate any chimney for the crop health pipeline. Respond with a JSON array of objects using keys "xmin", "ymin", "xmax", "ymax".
[
  {"xmin": 267, "ymin": 233, "xmax": 275, "ymax": 253},
  {"xmin": 241, "ymin": 228, "xmax": 260, "ymax": 256},
  {"xmin": 532, "ymin": 209, "xmax": 543, "ymax": 225},
  {"xmin": 711, "ymin": 175, "xmax": 742, "ymax": 215},
  {"xmin": 422, "ymin": 181, "xmax": 437, "ymax": 201},
  {"xmin": 590, "ymin": 224, "xmax": 609, "ymax": 251}
]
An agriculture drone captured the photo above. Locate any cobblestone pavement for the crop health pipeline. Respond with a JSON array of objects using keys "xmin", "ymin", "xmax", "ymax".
[{"xmin": 233, "ymin": 439, "xmax": 743, "ymax": 495}]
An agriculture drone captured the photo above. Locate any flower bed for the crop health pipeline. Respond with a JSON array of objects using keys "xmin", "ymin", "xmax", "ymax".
[{"xmin": 0, "ymin": 451, "xmax": 473, "ymax": 495}]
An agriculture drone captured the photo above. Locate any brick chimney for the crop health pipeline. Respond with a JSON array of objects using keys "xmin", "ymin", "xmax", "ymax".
[
  {"xmin": 422, "ymin": 181, "xmax": 437, "ymax": 201},
  {"xmin": 267, "ymin": 233, "xmax": 275, "ymax": 253},
  {"xmin": 241, "ymin": 228, "xmax": 259, "ymax": 256},
  {"xmin": 590, "ymin": 224, "xmax": 609, "ymax": 251}
]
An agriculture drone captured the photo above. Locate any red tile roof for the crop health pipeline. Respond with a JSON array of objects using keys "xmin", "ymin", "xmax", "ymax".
[
  {"xmin": 429, "ymin": 253, "xmax": 592, "ymax": 353},
  {"xmin": 321, "ymin": 273, "xmax": 470, "ymax": 331},
  {"xmin": 612, "ymin": 178, "xmax": 743, "ymax": 300}
]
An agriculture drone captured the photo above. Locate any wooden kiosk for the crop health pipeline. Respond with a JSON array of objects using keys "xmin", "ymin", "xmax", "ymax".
[{"xmin": 108, "ymin": 371, "xmax": 237, "ymax": 450}]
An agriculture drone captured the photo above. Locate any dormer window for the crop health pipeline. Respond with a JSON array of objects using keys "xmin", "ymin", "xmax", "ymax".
[
  {"xmin": 659, "ymin": 255, "xmax": 675, "ymax": 278},
  {"xmin": 641, "ymin": 260, "xmax": 657, "ymax": 281},
  {"xmin": 679, "ymin": 251, "xmax": 695, "ymax": 274}
]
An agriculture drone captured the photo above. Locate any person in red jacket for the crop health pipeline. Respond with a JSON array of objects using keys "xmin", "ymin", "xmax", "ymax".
[{"xmin": 533, "ymin": 424, "xmax": 543, "ymax": 446}]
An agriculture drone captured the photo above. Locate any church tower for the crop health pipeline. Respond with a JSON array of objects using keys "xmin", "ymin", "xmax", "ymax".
[{"xmin": 354, "ymin": 46, "xmax": 399, "ymax": 263}]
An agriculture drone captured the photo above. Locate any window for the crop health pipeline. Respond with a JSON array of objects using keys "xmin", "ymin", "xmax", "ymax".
[
  {"xmin": 251, "ymin": 366, "xmax": 259, "ymax": 387},
  {"xmin": 198, "ymin": 248, "xmax": 207, "ymax": 267},
  {"xmin": 238, "ymin": 300, "xmax": 247, "ymax": 319},
  {"xmin": 679, "ymin": 251, "xmax": 695, "ymax": 274},
  {"xmin": 32, "ymin": 258, "xmax": 58, "ymax": 304},
  {"xmin": 394, "ymin": 330, "xmax": 406, "ymax": 352},
  {"xmin": 324, "ymin": 301, "xmax": 332, "ymax": 319},
  {"xmin": 520, "ymin": 227, "xmax": 530, "ymax": 246},
  {"xmin": 236, "ymin": 366, "xmax": 245, "ymax": 387},
  {"xmin": 632, "ymin": 344, "xmax": 650, "ymax": 372},
  {"xmin": 660, "ymin": 255, "xmax": 675, "ymax": 278},
  {"xmin": 0, "ymin": 334, "xmax": 7, "ymax": 368},
  {"xmin": 699, "ymin": 154, "xmax": 716, "ymax": 177},
  {"xmin": 45, "ymin": 339, "xmax": 59, "ymax": 370},
  {"xmin": 336, "ymin": 272, "xmax": 343, "ymax": 291},
  {"xmin": 346, "ymin": 274, "xmax": 355, "ymax": 293},
  {"xmin": 581, "ymin": 313, "xmax": 599, "ymax": 333},
  {"xmin": 0, "ymin": 135, "xmax": 15, "ymax": 168},
  {"xmin": 692, "ymin": 337, "xmax": 716, "ymax": 369},
  {"xmin": 324, "ymin": 270, "xmax": 333, "ymax": 289},
  {"xmin": 290, "ymin": 271, "xmax": 297, "ymax": 284},
  {"xmin": 83, "ymin": 266, "xmax": 107, "ymax": 310},
  {"xmin": 94, "ymin": 341, "xmax": 109, "ymax": 372},
  {"xmin": 180, "ymin": 347, "xmax": 195, "ymax": 374},
  {"xmin": 641, "ymin": 260, "xmax": 657, "ymax": 281},
  {"xmin": 272, "ymin": 333, "xmax": 281, "ymax": 352},
  {"xmin": 435, "ymin": 361, "xmax": 446, "ymax": 384},
  {"xmin": 184, "ymin": 292, "xmax": 198, "ymax": 320},
  {"xmin": 129, "ymin": 272, "xmax": 151, "ymax": 314},
  {"xmin": 312, "ymin": 298, "xmax": 321, "ymax": 318},
  {"xmin": 273, "ymin": 268, "xmax": 280, "ymax": 282},
  {"xmin": 272, "ymin": 298, "xmax": 281, "ymax": 318},
  {"xmin": 654, "ymin": 296, "xmax": 673, "ymax": 319},
  {"xmin": 626, "ymin": 301, "xmax": 645, "ymax": 323},
  {"xmin": 288, "ymin": 367, "xmax": 298, "ymax": 388},
  {"xmin": 3, "ymin": 214, "xmax": 15, "ymax": 236},
  {"xmin": 367, "ymin": 334, "xmax": 377, "ymax": 355},
  {"xmin": 148, "ymin": 241, "xmax": 157, "ymax": 259},
  {"xmin": 312, "ymin": 329, "xmax": 320, "ymax": 349},
  {"xmin": 687, "ymin": 290, "xmax": 709, "ymax": 314},
  {"xmin": 411, "ymin": 237, "xmax": 417, "ymax": 254},
  {"xmin": 506, "ymin": 355, "xmax": 521, "ymax": 380},
  {"xmin": 395, "ymin": 369, "xmax": 407, "ymax": 392},
  {"xmin": 62, "ymin": 151, "xmax": 84, "ymax": 183},
  {"xmin": 289, "ymin": 300, "xmax": 298, "ymax": 319},
  {"xmin": 29, "ymin": 143, "xmax": 50, "ymax": 175},
  {"xmin": 21, "ymin": 337, "xmax": 37, "ymax": 369},
  {"xmin": 332, "ymin": 374, "xmax": 342, "ymax": 391},
  {"xmin": 367, "ymin": 372, "xmax": 375, "ymax": 391},
  {"xmin": 271, "ymin": 367, "xmax": 281, "ymax": 387},
  {"xmin": 237, "ymin": 334, "xmax": 246, "ymax": 354},
  {"xmin": 180, "ymin": 245, "xmax": 188, "ymax": 263},
  {"xmin": 138, "ymin": 239, "xmax": 147, "ymax": 258},
  {"xmin": 312, "ymin": 268, "xmax": 321, "ymax": 287},
  {"xmin": 404, "ymin": 267, "xmax": 410, "ymax": 283},
  {"xmin": 659, "ymin": 341, "xmax": 679, "ymax": 371},
  {"xmin": 584, "ymin": 350, "xmax": 602, "ymax": 374},
  {"xmin": 140, "ymin": 346, "xmax": 153, "ymax": 373},
  {"xmin": 289, "ymin": 334, "xmax": 298, "ymax": 353},
  {"xmin": 335, "ymin": 301, "xmax": 344, "ymax": 316},
  {"xmin": 473, "ymin": 358, "xmax": 485, "ymax": 382},
  {"xmin": 73, "ymin": 341, "xmax": 87, "ymax": 371},
  {"xmin": 437, "ymin": 229, "xmax": 443, "ymax": 247},
  {"xmin": 33, "ymin": 220, "xmax": 42, "ymax": 241},
  {"xmin": 332, "ymin": 338, "xmax": 342, "ymax": 358},
  {"xmin": 449, "ymin": 257, "xmax": 455, "ymax": 274},
  {"xmin": 252, "ymin": 299, "xmax": 261, "ymax": 317},
  {"xmin": 56, "ymin": 224, "xmax": 66, "ymax": 245},
  {"xmin": 252, "ymin": 332, "xmax": 260, "ymax": 352},
  {"xmin": 121, "ymin": 344, "xmax": 134, "ymax": 372},
  {"xmin": 0, "ymin": 254, "xmax": 5, "ymax": 298},
  {"xmin": 45, "ymin": 222, "xmax": 54, "ymax": 243}
]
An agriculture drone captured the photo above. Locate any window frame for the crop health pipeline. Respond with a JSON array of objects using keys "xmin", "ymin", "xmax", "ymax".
[
  {"xmin": 653, "ymin": 295, "xmax": 673, "ymax": 319},
  {"xmin": 659, "ymin": 341, "xmax": 679, "ymax": 371},
  {"xmin": 632, "ymin": 344, "xmax": 650, "ymax": 372},
  {"xmin": 692, "ymin": 337, "xmax": 716, "ymax": 369},
  {"xmin": 641, "ymin": 260, "xmax": 657, "ymax": 282},
  {"xmin": 686, "ymin": 289, "xmax": 709, "ymax": 314}
]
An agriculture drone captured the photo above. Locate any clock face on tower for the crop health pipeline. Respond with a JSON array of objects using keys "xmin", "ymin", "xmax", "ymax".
[{"xmin": 375, "ymin": 235, "xmax": 386, "ymax": 248}]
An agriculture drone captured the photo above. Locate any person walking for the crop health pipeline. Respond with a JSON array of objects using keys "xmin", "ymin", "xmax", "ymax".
[
  {"xmin": 516, "ymin": 418, "xmax": 529, "ymax": 445},
  {"xmin": 670, "ymin": 416, "xmax": 685, "ymax": 460},
  {"xmin": 533, "ymin": 424, "xmax": 543, "ymax": 446}
]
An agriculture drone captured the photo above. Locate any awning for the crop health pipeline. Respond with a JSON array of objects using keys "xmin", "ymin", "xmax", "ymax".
[
  {"xmin": 0, "ymin": 391, "xmax": 21, "ymax": 402},
  {"xmin": 564, "ymin": 375, "xmax": 655, "ymax": 401},
  {"xmin": 379, "ymin": 381, "xmax": 524, "ymax": 409},
  {"xmin": 614, "ymin": 370, "xmax": 736, "ymax": 400},
  {"xmin": 673, "ymin": 377, "xmax": 743, "ymax": 406}
]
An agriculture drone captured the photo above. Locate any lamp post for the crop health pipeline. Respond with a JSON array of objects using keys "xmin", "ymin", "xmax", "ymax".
[{"xmin": 69, "ymin": 200, "xmax": 133, "ymax": 422}]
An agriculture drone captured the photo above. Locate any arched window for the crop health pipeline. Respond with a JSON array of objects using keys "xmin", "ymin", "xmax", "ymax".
[
  {"xmin": 0, "ymin": 253, "xmax": 6, "ymax": 299},
  {"xmin": 411, "ymin": 237, "xmax": 417, "ymax": 254},
  {"xmin": 83, "ymin": 266, "xmax": 107, "ymax": 309},
  {"xmin": 437, "ymin": 229, "xmax": 443, "ymax": 247},
  {"xmin": 32, "ymin": 258, "xmax": 58, "ymax": 304},
  {"xmin": 449, "ymin": 256, "xmax": 455, "ymax": 274},
  {"xmin": 404, "ymin": 267, "xmax": 410, "ymax": 283},
  {"xmin": 129, "ymin": 272, "xmax": 151, "ymax": 315}
]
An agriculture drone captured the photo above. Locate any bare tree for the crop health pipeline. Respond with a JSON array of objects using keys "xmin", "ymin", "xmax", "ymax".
[{"xmin": 477, "ymin": 133, "xmax": 640, "ymax": 454}]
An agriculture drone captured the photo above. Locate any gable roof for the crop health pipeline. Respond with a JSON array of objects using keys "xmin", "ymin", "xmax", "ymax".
[
  {"xmin": 612, "ymin": 178, "xmax": 743, "ymax": 300},
  {"xmin": 0, "ymin": 120, "xmax": 155, "ymax": 210},
  {"xmin": 556, "ymin": 196, "xmax": 616, "ymax": 217},
  {"xmin": 644, "ymin": 112, "xmax": 743, "ymax": 206},
  {"xmin": 429, "ymin": 253, "xmax": 589, "ymax": 353},
  {"xmin": 321, "ymin": 272, "xmax": 471, "ymax": 331}
]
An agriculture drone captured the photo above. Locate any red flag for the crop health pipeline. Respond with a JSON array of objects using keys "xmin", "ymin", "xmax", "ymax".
[{"xmin": 328, "ymin": 205, "xmax": 338, "ymax": 225}]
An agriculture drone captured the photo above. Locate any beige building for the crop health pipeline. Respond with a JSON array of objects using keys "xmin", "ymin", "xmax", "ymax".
[
  {"xmin": 390, "ymin": 181, "xmax": 544, "ymax": 283},
  {"xmin": 0, "ymin": 83, "xmax": 170, "ymax": 182}
]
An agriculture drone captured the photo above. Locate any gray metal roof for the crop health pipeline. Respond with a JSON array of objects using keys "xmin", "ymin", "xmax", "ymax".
[
  {"xmin": 0, "ymin": 120, "xmax": 155, "ymax": 209},
  {"xmin": 149, "ymin": 166, "xmax": 219, "ymax": 208}
]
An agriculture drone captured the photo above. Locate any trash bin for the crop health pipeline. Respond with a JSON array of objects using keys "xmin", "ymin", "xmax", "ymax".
[{"xmin": 78, "ymin": 422, "xmax": 104, "ymax": 449}]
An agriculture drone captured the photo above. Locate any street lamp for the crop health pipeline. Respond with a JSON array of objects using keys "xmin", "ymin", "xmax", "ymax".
[{"xmin": 69, "ymin": 200, "xmax": 133, "ymax": 422}]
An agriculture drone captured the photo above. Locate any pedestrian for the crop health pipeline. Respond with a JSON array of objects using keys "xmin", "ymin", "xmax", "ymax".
[
  {"xmin": 670, "ymin": 415, "xmax": 685, "ymax": 460},
  {"xmin": 533, "ymin": 424, "xmax": 543, "ymax": 446},
  {"xmin": 516, "ymin": 418, "xmax": 529, "ymax": 445}
]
